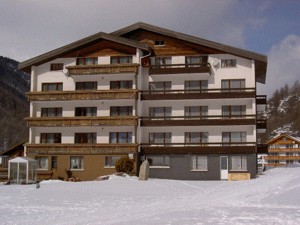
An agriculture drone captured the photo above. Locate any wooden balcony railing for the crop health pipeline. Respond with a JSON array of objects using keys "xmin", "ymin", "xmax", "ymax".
[
  {"xmin": 141, "ymin": 115, "xmax": 256, "ymax": 126},
  {"xmin": 141, "ymin": 88, "xmax": 256, "ymax": 100},
  {"xmin": 66, "ymin": 63, "xmax": 139, "ymax": 75},
  {"xmin": 264, "ymin": 156, "xmax": 300, "ymax": 160},
  {"xmin": 256, "ymin": 95, "xmax": 267, "ymax": 105},
  {"xmin": 257, "ymin": 119, "xmax": 267, "ymax": 129},
  {"xmin": 25, "ymin": 143, "xmax": 138, "ymax": 155},
  {"xmin": 27, "ymin": 89, "xmax": 138, "ymax": 101},
  {"xmin": 257, "ymin": 144, "xmax": 268, "ymax": 154},
  {"xmin": 148, "ymin": 63, "xmax": 211, "ymax": 75},
  {"xmin": 25, "ymin": 116, "xmax": 138, "ymax": 127},
  {"xmin": 141, "ymin": 142, "xmax": 256, "ymax": 154},
  {"xmin": 268, "ymin": 148, "xmax": 300, "ymax": 153},
  {"xmin": 264, "ymin": 163, "xmax": 286, "ymax": 167}
]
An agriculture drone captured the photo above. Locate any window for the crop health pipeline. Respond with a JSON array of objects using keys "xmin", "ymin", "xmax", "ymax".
[
  {"xmin": 75, "ymin": 82, "xmax": 97, "ymax": 90},
  {"xmin": 185, "ymin": 56, "xmax": 208, "ymax": 66},
  {"xmin": 42, "ymin": 83, "xmax": 63, "ymax": 91},
  {"xmin": 222, "ymin": 105, "xmax": 246, "ymax": 118},
  {"xmin": 41, "ymin": 108, "xmax": 62, "ymax": 117},
  {"xmin": 154, "ymin": 40, "xmax": 165, "ymax": 46},
  {"xmin": 105, "ymin": 156, "xmax": 121, "ymax": 168},
  {"xmin": 221, "ymin": 59, "xmax": 236, "ymax": 68},
  {"xmin": 149, "ymin": 133, "xmax": 171, "ymax": 144},
  {"xmin": 221, "ymin": 79, "xmax": 245, "ymax": 92},
  {"xmin": 40, "ymin": 133, "xmax": 61, "ymax": 144},
  {"xmin": 147, "ymin": 155, "xmax": 170, "ymax": 167},
  {"xmin": 231, "ymin": 156, "xmax": 247, "ymax": 171},
  {"xmin": 149, "ymin": 81, "xmax": 171, "ymax": 93},
  {"xmin": 51, "ymin": 156, "xmax": 57, "ymax": 169},
  {"xmin": 191, "ymin": 156, "xmax": 208, "ymax": 171},
  {"xmin": 70, "ymin": 156, "xmax": 84, "ymax": 170},
  {"xmin": 76, "ymin": 57, "xmax": 98, "ymax": 65},
  {"xmin": 50, "ymin": 63, "xmax": 64, "ymax": 71},
  {"xmin": 75, "ymin": 133, "xmax": 96, "ymax": 144},
  {"xmin": 185, "ymin": 80, "xmax": 208, "ymax": 93},
  {"xmin": 185, "ymin": 132, "xmax": 208, "ymax": 144},
  {"xmin": 110, "ymin": 80, "xmax": 133, "ymax": 89},
  {"xmin": 111, "ymin": 56, "xmax": 133, "ymax": 64},
  {"xmin": 36, "ymin": 157, "xmax": 48, "ymax": 170},
  {"xmin": 110, "ymin": 106, "xmax": 133, "ymax": 116},
  {"xmin": 109, "ymin": 132, "xmax": 132, "ymax": 143},
  {"xmin": 149, "ymin": 107, "xmax": 171, "ymax": 118},
  {"xmin": 286, "ymin": 160, "xmax": 294, "ymax": 164},
  {"xmin": 151, "ymin": 57, "xmax": 171, "ymax": 67},
  {"xmin": 222, "ymin": 132, "xmax": 246, "ymax": 144},
  {"xmin": 184, "ymin": 106, "xmax": 208, "ymax": 118},
  {"xmin": 75, "ymin": 107, "xmax": 97, "ymax": 116}
]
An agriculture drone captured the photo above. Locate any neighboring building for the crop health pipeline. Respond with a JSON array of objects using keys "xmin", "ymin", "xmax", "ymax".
[
  {"xmin": 264, "ymin": 133, "xmax": 300, "ymax": 167},
  {"xmin": 0, "ymin": 142, "xmax": 25, "ymax": 168},
  {"xmin": 18, "ymin": 22, "xmax": 267, "ymax": 180}
]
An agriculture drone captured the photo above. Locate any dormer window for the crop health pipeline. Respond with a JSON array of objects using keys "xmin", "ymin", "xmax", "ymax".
[
  {"xmin": 221, "ymin": 59, "xmax": 236, "ymax": 68},
  {"xmin": 76, "ymin": 57, "xmax": 98, "ymax": 65},
  {"xmin": 155, "ymin": 40, "xmax": 165, "ymax": 46}
]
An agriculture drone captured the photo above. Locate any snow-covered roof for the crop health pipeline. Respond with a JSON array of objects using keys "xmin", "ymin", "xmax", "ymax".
[{"xmin": 9, "ymin": 157, "xmax": 36, "ymax": 163}]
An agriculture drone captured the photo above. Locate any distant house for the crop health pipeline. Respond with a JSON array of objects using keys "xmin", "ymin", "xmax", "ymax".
[
  {"xmin": 264, "ymin": 133, "xmax": 300, "ymax": 167},
  {"xmin": 0, "ymin": 142, "xmax": 25, "ymax": 168}
]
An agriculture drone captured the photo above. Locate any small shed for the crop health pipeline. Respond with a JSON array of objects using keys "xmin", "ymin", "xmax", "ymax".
[{"xmin": 8, "ymin": 157, "xmax": 37, "ymax": 184}]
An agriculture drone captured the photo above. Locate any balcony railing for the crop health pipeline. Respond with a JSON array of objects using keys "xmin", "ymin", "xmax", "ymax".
[
  {"xmin": 257, "ymin": 119, "xmax": 267, "ymax": 129},
  {"xmin": 66, "ymin": 63, "xmax": 139, "ymax": 75},
  {"xmin": 265, "ymin": 156, "xmax": 300, "ymax": 160},
  {"xmin": 27, "ymin": 89, "xmax": 138, "ymax": 101},
  {"xmin": 257, "ymin": 144, "xmax": 268, "ymax": 154},
  {"xmin": 141, "ymin": 115, "xmax": 256, "ymax": 126},
  {"xmin": 268, "ymin": 148, "xmax": 300, "ymax": 153},
  {"xmin": 141, "ymin": 142, "xmax": 256, "ymax": 154},
  {"xmin": 25, "ymin": 143, "xmax": 138, "ymax": 155},
  {"xmin": 148, "ymin": 63, "xmax": 211, "ymax": 75},
  {"xmin": 26, "ymin": 116, "xmax": 138, "ymax": 127},
  {"xmin": 256, "ymin": 95, "xmax": 267, "ymax": 105},
  {"xmin": 141, "ymin": 88, "xmax": 256, "ymax": 100}
]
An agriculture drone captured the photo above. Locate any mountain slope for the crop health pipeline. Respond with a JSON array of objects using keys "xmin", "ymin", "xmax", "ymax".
[{"xmin": 0, "ymin": 56, "xmax": 30, "ymax": 152}]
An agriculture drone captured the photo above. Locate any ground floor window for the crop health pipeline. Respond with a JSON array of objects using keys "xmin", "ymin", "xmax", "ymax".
[
  {"xmin": 147, "ymin": 155, "xmax": 170, "ymax": 167},
  {"xmin": 36, "ymin": 156, "xmax": 48, "ymax": 170},
  {"xmin": 70, "ymin": 156, "xmax": 84, "ymax": 170},
  {"xmin": 231, "ymin": 156, "xmax": 247, "ymax": 171},
  {"xmin": 191, "ymin": 155, "xmax": 208, "ymax": 171},
  {"xmin": 105, "ymin": 156, "xmax": 121, "ymax": 168},
  {"xmin": 51, "ymin": 156, "xmax": 57, "ymax": 169}
]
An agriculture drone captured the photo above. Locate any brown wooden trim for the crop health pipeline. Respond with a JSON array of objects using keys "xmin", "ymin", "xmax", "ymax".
[
  {"xmin": 257, "ymin": 119, "xmax": 267, "ymax": 129},
  {"xmin": 256, "ymin": 95, "xmax": 267, "ymax": 105},
  {"xmin": 257, "ymin": 144, "xmax": 268, "ymax": 154},
  {"xmin": 264, "ymin": 163, "xmax": 286, "ymax": 167},
  {"xmin": 142, "ymin": 145, "xmax": 256, "ymax": 154},
  {"xmin": 149, "ymin": 63, "xmax": 210, "ymax": 75},
  {"xmin": 141, "ymin": 89, "xmax": 255, "ymax": 100},
  {"xmin": 26, "ymin": 116, "xmax": 138, "ymax": 127},
  {"xmin": 141, "ymin": 117, "xmax": 255, "ymax": 126},
  {"xmin": 66, "ymin": 63, "xmax": 139, "ymax": 75},
  {"xmin": 265, "ymin": 156, "xmax": 300, "ymax": 160},
  {"xmin": 25, "ymin": 144, "xmax": 138, "ymax": 155},
  {"xmin": 268, "ymin": 148, "xmax": 300, "ymax": 153},
  {"xmin": 27, "ymin": 89, "xmax": 138, "ymax": 101}
]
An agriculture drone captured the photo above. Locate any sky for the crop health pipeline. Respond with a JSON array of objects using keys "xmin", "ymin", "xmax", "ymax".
[{"xmin": 1, "ymin": 0, "xmax": 299, "ymax": 97}]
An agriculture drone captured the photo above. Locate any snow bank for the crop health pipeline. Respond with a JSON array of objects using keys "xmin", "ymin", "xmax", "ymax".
[{"xmin": 0, "ymin": 167, "xmax": 300, "ymax": 225}]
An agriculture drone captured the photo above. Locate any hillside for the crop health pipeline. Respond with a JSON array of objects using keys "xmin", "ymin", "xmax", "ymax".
[
  {"xmin": 0, "ymin": 56, "xmax": 30, "ymax": 152},
  {"xmin": 259, "ymin": 80, "xmax": 300, "ymax": 142}
]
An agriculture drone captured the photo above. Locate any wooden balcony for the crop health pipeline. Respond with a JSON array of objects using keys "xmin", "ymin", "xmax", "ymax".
[
  {"xmin": 141, "ymin": 88, "xmax": 256, "ymax": 100},
  {"xmin": 141, "ymin": 142, "xmax": 256, "ymax": 154},
  {"xmin": 264, "ymin": 156, "xmax": 300, "ymax": 160},
  {"xmin": 264, "ymin": 163, "xmax": 286, "ymax": 167},
  {"xmin": 257, "ymin": 119, "xmax": 267, "ymax": 129},
  {"xmin": 256, "ymin": 95, "xmax": 267, "ymax": 105},
  {"xmin": 27, "ymin": 89, "xmax": 138, "ymax": 101},
  {"xmin": 148, "ymin": 63, "xmax": 211, "ymax": 75},
  {"xmin": 141, "ymin": 115, "xmax": 256, "ymax": 127},
  {"xmin": 25, "ymin": 116, "xmax": 138, "ymax": 127},
  {"xmin": 257, "ymin": 144, "xmax": 268, "ymax": 154},
  {"xmin": 66, "ymin": 63, "xmax": 139, "ymax": 75},
  {"xmin": 268, "ymin": 148, "xmax": 300, "ymax": 153},
  {"xmin": 25, "ymin": 143, "xmax": 138, "ymax": 155}
]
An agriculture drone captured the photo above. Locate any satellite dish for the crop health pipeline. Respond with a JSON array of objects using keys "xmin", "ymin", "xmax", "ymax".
[{"xmin": 212, "ymin": 60, "xmax": 220, "ymax": 68}]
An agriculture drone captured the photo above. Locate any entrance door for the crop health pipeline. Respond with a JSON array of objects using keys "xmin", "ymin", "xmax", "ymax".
[{"xmin": 220, "ymin": 156, "xmax": 228, "ymax": 180}]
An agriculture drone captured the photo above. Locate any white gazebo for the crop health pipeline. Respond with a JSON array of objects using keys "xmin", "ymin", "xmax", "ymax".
[{"xmin": 8, "ymin": 157, "xmax": 37, "ymax": 184}]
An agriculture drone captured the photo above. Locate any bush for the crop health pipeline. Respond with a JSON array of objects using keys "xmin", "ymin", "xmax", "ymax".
[{"xmin": 115, "ymin": 157, "xmax": 134, "ymax": 174}]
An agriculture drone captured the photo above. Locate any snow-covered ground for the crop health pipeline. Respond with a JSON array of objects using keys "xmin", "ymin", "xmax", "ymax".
[{"xmin": 1, "ymin": 167, "xmax": 300, "ymax": 225}]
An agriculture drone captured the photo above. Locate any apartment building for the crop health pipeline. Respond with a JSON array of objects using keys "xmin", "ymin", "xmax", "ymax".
[
  {"xmin": 19, "ymin": 22, "xmax": 267, "ymax": 180},
  {"xmin": 264, "ymin": 133, "xmax": 300, "ymax": 167}
]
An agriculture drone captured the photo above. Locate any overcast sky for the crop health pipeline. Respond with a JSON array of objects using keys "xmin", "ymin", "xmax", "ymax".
[{"xmin": 1, "ymin": 0, "xmax": 299, "ymax": 97}]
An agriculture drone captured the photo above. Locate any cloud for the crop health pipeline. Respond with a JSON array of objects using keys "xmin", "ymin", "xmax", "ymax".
[{"xmin": 258, "ymin": 34, "xmax": 300, "ymax": 97}]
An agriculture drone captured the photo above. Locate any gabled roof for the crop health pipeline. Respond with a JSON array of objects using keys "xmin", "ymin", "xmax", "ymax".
[
  {"xmin": 112, "ymin": 22, "xmax": 267, "ymax": 84},
  {"xmin": 18, "ymin": 32, "xmax": 149, "ymax": 73},
  {"xmin": 267, "ymin": 133, "xmax": 300, "ymax": 144},
  {"xmin": 0, "ymin": 142, "xmax": 25, "ymax": 156}
]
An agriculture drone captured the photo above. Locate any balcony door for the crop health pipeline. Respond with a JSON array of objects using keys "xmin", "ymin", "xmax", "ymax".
[{"xmin": 220, "ymin": 156, "xmax": 228, "ymax": 180}]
